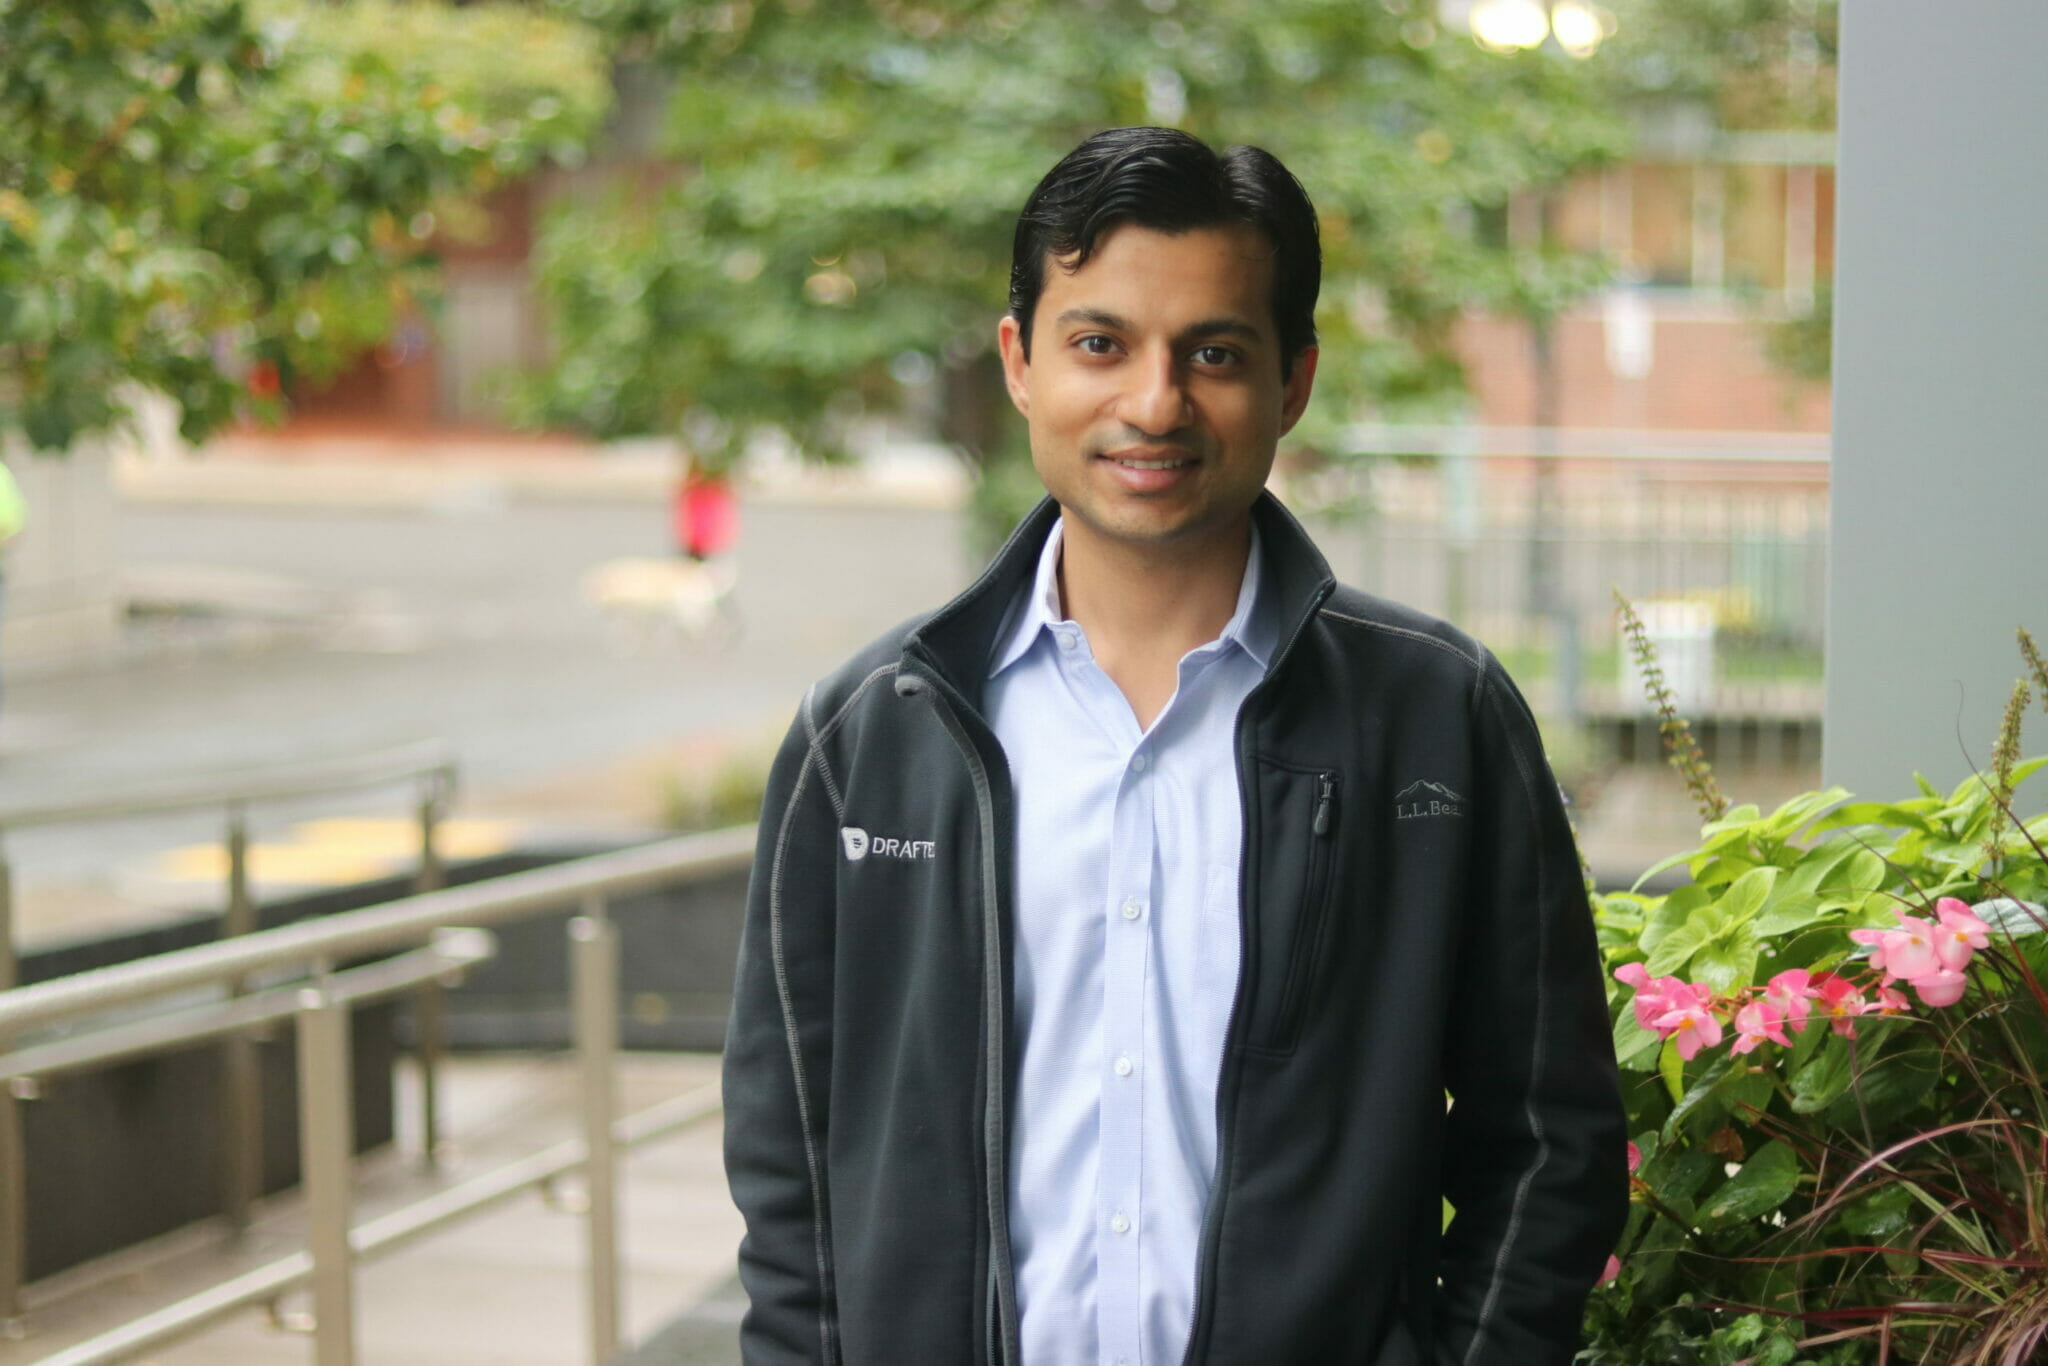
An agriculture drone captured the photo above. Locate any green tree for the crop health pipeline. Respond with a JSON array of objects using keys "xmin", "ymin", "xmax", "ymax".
[
  {"xmin": 518, "ymin": 0, "xmax": 1635, "ymax": 485},
  {"xmin": 0, "ymin": 0, "xmax": 610, "ymax": 452}
]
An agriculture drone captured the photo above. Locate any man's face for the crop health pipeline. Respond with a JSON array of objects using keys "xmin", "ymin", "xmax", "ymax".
[{"xmin": 997, "ymin": 223, "xmax": 1317, "ymax": 559}]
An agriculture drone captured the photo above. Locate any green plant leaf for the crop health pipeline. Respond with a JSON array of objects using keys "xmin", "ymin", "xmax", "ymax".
[
  {"xmin": 1661, "ymin": 1053, "xmax": 1737, "ymax": 1140},
  {"xmin": 1717, "ymin": 867, "xmax": 1781, "ymax": 926},
  {"xmin": 1823, "ymin": 1037, "xmax": 1940, "ymax": 1131},
  {"xmin": 1783, "ymin": 837, "xmax": 1869, "ymax": 896},
  {"xmin": 1701, "ymin": 803, "xmax": 1763, "ymax": 836},
  {"xmin": 1813, "ymin": 801, "xmax": 1941, "ymax": 836},
  {"xmin": 2007, "ymin": 754, "xmax": 2048, "ymax": 789},
  {"xmin": 1659, "ymin": 1035, "xmax": 1688, "ymax": 1103},
  {"xmin": 1612, "ymin": 1008, "xmax": 1663, "ymax": 1071},
  {"xmin": 1697, "ymin": 1140, "xmax": 1799, "ymax": 1229},
  {"xmin": 1691, "ymin": 855, "xmax": 1756, "ymax": 888},
  {"xmin": 1790, "ymin": 1038, "xmax": 1854, "ymax": 1113},
  {"xmin": 1646, "ymin": 919, "xmax": 1712, "ymax": 978},
  {"xmin": 1639, "ymin": 884, "xmax": 1709, "ymax": 955},
  {"xmin": 1837, "ymin": 1184, "xmax": 1912, "ymax": 1242},
  {"xmin": 1752, "ymin": 892, "xmax": 1826, "ymax": 937},
  {"xmin": 1818, "ymin": 850, "xmax": 1891, "ymax": 914},
  {"xmin": 1762, "ymin": 786, "xmax": 1851, "ymax": 840},
  {"xmin": 1692, "ymin": 923, "xmax": 1761, "ymax": 994},
  {"xmin": 1632, "ymin": 846, "xmax": 1704, "ymax": 893},
  {"xmin": 1641, "ymin": 1145, "xmax": 1715, "ymax": 1210}
]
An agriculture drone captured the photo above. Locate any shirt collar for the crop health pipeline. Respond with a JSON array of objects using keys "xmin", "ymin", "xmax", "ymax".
[{"xmin": 987, "ymin": 517, "xmax": 1275, "ymax": 678}]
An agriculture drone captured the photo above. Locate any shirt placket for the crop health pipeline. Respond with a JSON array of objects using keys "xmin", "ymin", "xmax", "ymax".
[{"xmin": 1097, "ymin": 736, "xmax": 1153, "ymax": 1366}]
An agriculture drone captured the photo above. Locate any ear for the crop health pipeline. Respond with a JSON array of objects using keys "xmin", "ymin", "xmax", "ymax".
[
  {"xmin": 996, "ymin": 314, "xmax": 1031, "ymax": 417},
  {"xmin": 1277, "ymin": 346, "xmax": 1318, "ymax": 436}
]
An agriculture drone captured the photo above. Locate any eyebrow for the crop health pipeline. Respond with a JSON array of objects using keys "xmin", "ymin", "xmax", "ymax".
[{"xmin": 1052, "ymin": 308, "xmax": 1266, "ymax": 345}]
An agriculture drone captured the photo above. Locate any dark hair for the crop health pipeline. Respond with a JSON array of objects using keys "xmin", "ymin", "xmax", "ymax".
[{"xmin": 1007, "ymin": 126, "xmax": 1321, "ymax": 377}]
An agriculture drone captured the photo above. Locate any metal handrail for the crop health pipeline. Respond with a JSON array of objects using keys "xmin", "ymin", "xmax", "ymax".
[
  {"xmin": 0, "ymin": 740, "xmax": 463, "ymax": 1328},
  {"xmin": 0, "ymin": 739, "xmax": 456, "ymax": 832},
  {"xmin": 0, "ymin": 827, "xmax": 753, "ymax": 1036},
  {"xmin": 0, "ymin": 824, "xmax": 758, "ymax": 1365}
]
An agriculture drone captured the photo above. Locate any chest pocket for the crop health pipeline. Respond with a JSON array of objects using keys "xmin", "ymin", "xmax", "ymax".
[{"xmin": 1241, "ymin": 758, "xmax": 1342, "ymax": 1055}]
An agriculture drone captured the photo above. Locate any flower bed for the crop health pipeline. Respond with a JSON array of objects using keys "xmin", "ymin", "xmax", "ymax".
[{"xmin": 1579, "ymin": 620, "xmax": 2048, "ymax": 1364}]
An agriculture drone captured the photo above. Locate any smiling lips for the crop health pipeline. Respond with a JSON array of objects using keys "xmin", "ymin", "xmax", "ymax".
[{"xmin": 1102, "ymin": 449, "xmax": 1195, "ymax": 470}]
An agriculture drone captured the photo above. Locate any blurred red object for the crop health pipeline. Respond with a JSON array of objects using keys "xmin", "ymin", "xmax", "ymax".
[{"xmin": 675, "ymin": 471, "xmax": 738, "ymax": 561}]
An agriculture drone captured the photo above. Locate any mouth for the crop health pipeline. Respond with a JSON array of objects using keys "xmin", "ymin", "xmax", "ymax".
[{"xmin": 1101, "ymin": 450, "xmax": 1196, "ymax": 471}]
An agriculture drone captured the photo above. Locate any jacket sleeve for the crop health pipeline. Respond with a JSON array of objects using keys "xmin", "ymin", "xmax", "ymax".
[
  {"xmin": 724, "ymin": 705, "xmax": 842, "ymax": 1365},
  {"xmin": 1434, "ymin": 656, "xmax": 1628, "ymax": 1366}
]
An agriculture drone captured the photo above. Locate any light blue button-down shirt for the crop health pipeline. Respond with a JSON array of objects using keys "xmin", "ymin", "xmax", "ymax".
[{"xmin": 987, "ymin": 517, "xmax": 1276, "ymax": 1366}]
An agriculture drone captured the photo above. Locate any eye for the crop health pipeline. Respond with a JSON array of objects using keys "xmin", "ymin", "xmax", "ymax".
[
  {"xmin": 1076, "ymin": 334, "xmax": 1117, "ymax": 356},
  {"xmin": 1191, "ymin": 344, "xmax": 1239, "ymax": 367}
]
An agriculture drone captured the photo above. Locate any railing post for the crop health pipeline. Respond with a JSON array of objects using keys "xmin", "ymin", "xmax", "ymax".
[
  {"xmin": 221, "ymin": 804, "xmax": 262, "ymax": 1237},
  {"xmin": 570, "ymin": 900, "xmax": 621, "ymax": 1365},
  {"xmin": 413, "ymin": 775, "xmax": 448, "ymax": 1170},
  {"xmin": 296, "ymin": 978, "xmax": 358, "ymax": 1366},
  {"xmin": 0, "ymin": 834, "xmax": 25, "ymax": 1334}
]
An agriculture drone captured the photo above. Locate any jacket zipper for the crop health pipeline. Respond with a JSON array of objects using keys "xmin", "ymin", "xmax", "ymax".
[
  {"xmin": 1267, "ymin": 770, "xmax": 1341, "ymax": 1049},
  {"xmin": 910, "ymin": 669, "xmax": 1021, "ymax": 1366},
  {"xmin": 1180, "ymin": 582, "xmax": 1337, "ymax": 1366}
]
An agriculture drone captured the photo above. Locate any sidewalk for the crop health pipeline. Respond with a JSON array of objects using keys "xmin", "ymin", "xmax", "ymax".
[
  {"xmin": 115, "ymin": 434, "xmax": 970, "ymax": 513},
  {"xmin": 0, "ymin": 1053, "xmax": 743, "ymax": 1366}
]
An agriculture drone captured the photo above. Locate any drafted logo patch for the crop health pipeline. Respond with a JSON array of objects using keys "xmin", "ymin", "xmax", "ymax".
[
  {"xmin": 840, "ymin": 826, "xmax": 937, "ymax": 861},
  {"xmin": 1395, "ymin": 780, "xmax": 1466, "ymax": 821}
]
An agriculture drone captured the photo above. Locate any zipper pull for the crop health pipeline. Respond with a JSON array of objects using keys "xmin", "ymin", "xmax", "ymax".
[{"xmin": 1313, "ymin": 773, "xmax": 1336, "ymax": 836}]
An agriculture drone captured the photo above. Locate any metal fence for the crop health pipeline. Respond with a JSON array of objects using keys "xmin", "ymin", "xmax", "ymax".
[
  {"xmin": 0, "ymin": 825, "xmax": 755, "ymax": 1366},
  {"xmin": 1297, "ymin": 438, "xmax": 1829, "ymax": 731}
]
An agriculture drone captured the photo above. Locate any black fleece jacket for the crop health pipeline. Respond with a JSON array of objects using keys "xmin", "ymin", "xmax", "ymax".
[{"xmin": 723, "ymin": 493, "xmax": 1627, "ymax": 1366}]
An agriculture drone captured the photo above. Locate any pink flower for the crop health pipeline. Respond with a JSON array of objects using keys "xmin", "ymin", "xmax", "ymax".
[
  {"xmin": 1934, "ymin": 898, "xmax": 1991, "ymax": 972},
  {"xmin": 1626, "ymin": 1141, "xmax": 1642, "ymax": 1173},
  {"xmin": 1911, "ymin": 967, "xmax": 1968, "ymax": 1008},
  {"xmin": 1598, "ymin": 1254, "xmax": 1622, "ymax": 1285},
  {"xmin": 1874, "ymin": 984, "xmax": 1911, "ymax": 1015},
  {"xmin": 1615, "ymin": 964, "xmax": 1692, "ymax": 1034},
  {"xmin": 1765, "ymin": 969, "xmax": 1815, "ymax": 1034},
  {"xmin": 1652, "ymin": 987, "xmax": 1725, "ymax": 1060},
  {"xmin": 1729, "ymin": 1000, "xmax": 1793, "ymax": 1055},
  {"xmin": 1867, "ymin": 911, "xmax": 1941, "ymax": 981},
  {"xmin": 1812, "ymin": 973, "xmax": 1875, "ymax": 1037}
]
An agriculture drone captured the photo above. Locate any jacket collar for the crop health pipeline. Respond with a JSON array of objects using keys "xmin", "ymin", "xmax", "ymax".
[{"xmin": 904, "ymin": 490, "xmax": 1337, "ymax": 709}]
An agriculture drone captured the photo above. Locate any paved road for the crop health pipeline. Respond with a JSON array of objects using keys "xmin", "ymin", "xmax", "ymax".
[{"xmin": 0, "ymin": 494, "xmax": 975, "ymax": 927}]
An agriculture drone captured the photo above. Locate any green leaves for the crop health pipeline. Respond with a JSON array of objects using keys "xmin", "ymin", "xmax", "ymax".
[
  {"xmin": 1697, "ymin": 1140, "xmax": 1799, "ymax": 1230},
  {"xmin": 1, "ymin": 1, "xmax": 610, "ymax": 451},
  {"xmin": 1789, "ymin": 1034, "xmax": 1852, "ymax": 1113},
  {"xmin": 1642, "ymin": 868, "xmax": 1778, "ymax": 989},
  {"xmin": 515, "ymin": 0, "xmax": 1635, "ymax": 465}
]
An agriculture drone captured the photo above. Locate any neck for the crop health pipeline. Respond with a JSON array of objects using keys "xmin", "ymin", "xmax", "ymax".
[{"xmin": 1055, "ymin": 516, "xmax": 1251, "ymax": 662}]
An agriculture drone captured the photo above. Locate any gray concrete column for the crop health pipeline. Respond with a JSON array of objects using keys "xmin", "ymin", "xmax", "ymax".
[{"xmin": 1825, "ymin": 2, "xmax": 2048, "ymax": 804}]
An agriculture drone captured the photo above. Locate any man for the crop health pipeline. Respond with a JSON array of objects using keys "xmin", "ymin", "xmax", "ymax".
[{"xmin": 724, "ymin": 127, "xmax": 1626, "ymax": 1366}]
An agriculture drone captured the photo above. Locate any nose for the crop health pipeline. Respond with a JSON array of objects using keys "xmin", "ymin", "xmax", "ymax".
[{"xmin": 1120, "ymin": 346, "xmax": 1191, "ymax": 438}]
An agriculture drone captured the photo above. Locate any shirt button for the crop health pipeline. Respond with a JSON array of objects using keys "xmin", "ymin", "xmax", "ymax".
[
  {"xmin": 1120, "ymin": 898, "xmax": 1143, "ymax": 921},
  {"xmin": 1130, "ymin": 753, "xmax": 1149, "ymax": 773},
  {"xmin": 1057, "ymin": 629, "xmax": 1078, "ymax": 652},
  {"xmin": 1109, "ymin": 1212, "xmax": 1132, "ymax": 1235},
  {"xmin": 1113, "ymin": 1054, "xmax": 1134, "ymax": 1077}
]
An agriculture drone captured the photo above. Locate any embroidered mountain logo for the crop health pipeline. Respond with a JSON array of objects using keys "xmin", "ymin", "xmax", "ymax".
[
  {"xmin": 840, "ymin": 826, "xmax": 937, "ymax": 861},
  {"xmin": 1395, "ymin": 780, "xmax": 1466, "ymax": 821}
]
